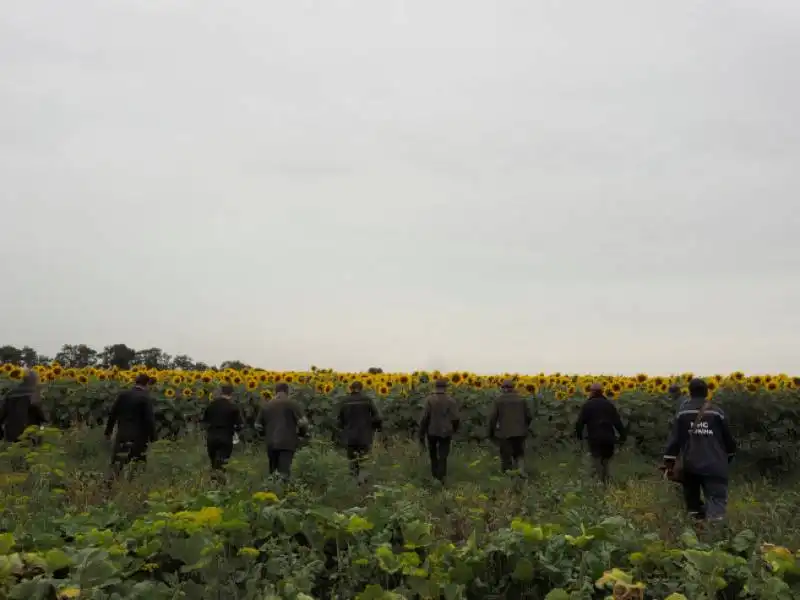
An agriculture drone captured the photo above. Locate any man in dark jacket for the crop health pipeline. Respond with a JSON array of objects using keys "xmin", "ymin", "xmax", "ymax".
[
  {"xmin": 488, "ymin": 379, "xmax": 532, "ymax": 475},
  {"xmin": 0, "ymin": 369, "xmax": 46, "ymax": 445},
  {"xmin": 338, "ymin": 381, "xmax": 382, "ymax": 483},
  {"xmin": 664, "ymin": 378, "xmax": 737, "ymax": 522},
  {"xmin": 419, "ymin": 379, "xmax": 460, "ymax": 483},
  {"xmin": 256, "ymin": 383, "xmax": 306, "ymax": 480},
  {"xmin": 202, "ymin": 383, "xmax": 243, "ymax": 474},
  {"xmin": 105, "ymin": 373, "xmax": 157, "ymax": 479},
  {"xmin": 575, "ymin": 383, "xmax": 626, "ymax": 483}
]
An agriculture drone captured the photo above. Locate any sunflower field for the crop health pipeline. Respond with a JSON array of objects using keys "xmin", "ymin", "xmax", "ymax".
[
  {"xmin": 2, "ymin": 363, "xmax": 799, "ymax": 475},
  {"xmin": 1, "ymin": 363, "xmax": 800, "ymax": 599}
]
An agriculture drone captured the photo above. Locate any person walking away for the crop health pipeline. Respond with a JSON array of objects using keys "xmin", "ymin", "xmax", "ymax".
[
  {"xmin": 202, "ymin": 383, "xmax": 243, "ymax": 478},
  {"xmin": 488, "ymin": 379, "xmax": 532, "ymax": 476},
  {"xmin": 575, "ymin": 382, "xmax": 626, "ymax": 484},
  {"xmin": 338, "ymin": 381, "xmax": 382, "ymax": 484},
  {"xmin": 0, "ymin": 370, "xmax": 46, "ymax": 471},
  {"xmin": 104, "ymin": 373, "xmax": 157, "ymax": 481},
  {"xmin": 256, "ymin": 383, "xmax": 306, "ymax": 480},
  {"xmin": 419, "ymin": 379, "xmax": 460, "ymax": 483},
  {"xmin": 663, "ymin": 378, "xmax": 737, "ymax": 523}
]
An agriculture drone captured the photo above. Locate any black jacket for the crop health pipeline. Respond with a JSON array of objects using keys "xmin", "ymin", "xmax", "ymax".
[
  {"xmin": 664, "ymin": 398, "xmax": 737, "ymax": 480},
  {"xmin": 575, "ymin": 395, "xmax": 626, "ymax": 445},
  {"xmin": 256, "ymin": 392, "xmax": 307, "ymax": 451},
  {"xmin": 202, "ymin": 396, "xmax": 243, "ymax": 442},
  {"xmin": 338, "ymin": 392, "xmax": 382, "ymax": 447},
  {"xmin": 0, "ymin": 384, "xmax": 46, "ymax": 443},
  {"xmin": 104, "ymin": 386, "xmax": 157, "ymax": 446}
]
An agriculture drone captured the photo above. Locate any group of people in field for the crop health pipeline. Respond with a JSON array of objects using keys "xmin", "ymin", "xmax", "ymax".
[{"xmin": 1, "ymin": 370, "xmax": 736, "ymax": 523}]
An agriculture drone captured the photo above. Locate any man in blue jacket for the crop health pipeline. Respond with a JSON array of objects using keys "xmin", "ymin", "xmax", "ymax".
[{"xmin": 663, "ymin": 378, "xmax": 737, "ymax": 522}]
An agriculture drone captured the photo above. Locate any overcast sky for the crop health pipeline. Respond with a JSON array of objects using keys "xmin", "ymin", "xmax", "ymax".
[{"xmin": 1, "ymin": 1, "xmax": 799, "ymax": 374}]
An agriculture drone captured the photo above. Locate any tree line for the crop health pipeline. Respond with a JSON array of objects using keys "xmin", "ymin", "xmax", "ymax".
[
  {"xmin": 0, "ymin": 343, "xmax": 385, "ymax": 374},
  {"xmin": 0, "ymin": 343, "xmax": 251, "ymax": 372}
]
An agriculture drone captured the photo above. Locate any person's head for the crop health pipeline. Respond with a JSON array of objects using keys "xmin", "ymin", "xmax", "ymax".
[
  {"xmin": 501, "ymin": 379, "xmax": 515, "ymax": 392},
  {"xmin": 668, "ymin": 384, "xmax": 682, "ymax": 399},
  {"xmin": 688, "ymin": 378, "xmax": 708, "ymax": 399},
  {"xmin": 435, "ymin": 379, "xmax": 448, "ymax": 392},
  {"xmin": 134, "ymin": 373, "xmax": 151, "ymax": 388},
  {"xmin": 220, "ymin": 383, "xmax": 234, "ymax": 397},
  {"xmin": 275, "ymin": 382, "xmax": 289, "ymax": 395},
  {"xmin": 589, "ymin": 382, "xmax": 604, "ymax": 398},
  {"xmin": 350, "ymin": 381, "xmax": 363, "ymax": 394}
]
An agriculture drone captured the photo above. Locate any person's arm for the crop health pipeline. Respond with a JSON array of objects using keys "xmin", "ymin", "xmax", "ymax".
[
  {"xmin": 719, "ymin": 416, "xmax": 737, "ymax": 462},
  {"xmin": 451, "ymin": 398, "xmax": 461, "ymax": 434},
  {"xmin": 524, "ymin": 398, "xmax": 533, "ymax": 427},
  {"xmin": 30, "ymin": 402, "xmax": 46, "ymax": 426},
  {"xmin": 232, "ymin": 406, "xmax": 243, "ymax": 433},
  {"xmin": 419, "ymin": 399, "xmax": 431, "ymax": 442},
  {"xmin": 144, "ymin": 397, "xmax": 158, "ymax": 443},
  {"xmin": 487, "ymin": 399, "xmax": 499, "ymax": 439},
  {"xmin": 611, "ymin": 404, "xmax": 626, "ymax": 444},
  {"xmin": 574, "ymin": 403, "xmax": 587, "ymax": 441},
  {"xmin": 293, "ymin": 401, "xmax": 308, "ymax": 437},
  {"xmin": 663, "ymin": 414, "xmax": 685, "ymax": 467},
  {"xmin": 369, "ymin": 399, "xmax": 383, "ymax": 431},
  {"xmin": 104, "ymin": 393, "xmax": 122, "ymax": 438}
]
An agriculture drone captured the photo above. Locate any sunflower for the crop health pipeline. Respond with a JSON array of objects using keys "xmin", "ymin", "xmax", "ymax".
[
  {"xmin": 285, "ymin": 375, "xmax": 294, "ymax": 383},
  {"xmin": 52, "ymin": 366, "xmax": 63, "ymax": 376},
  {"xmin": 196, "ymin": 389, "xmax": 206, "ymax": 399},
  {"xmin": 1, "ymin": 363, "xmax": 13, "ymax": 373},
  {"xmin": 98, "ymin": 372, "xmax": 108, "ymax": 381},
  {"xmin": 233, "ymin": 376, "xmax": 243, "ymax": 385},
  {"xmin": 525, "ymin": 384, "xmax": 536, "ymax": 393},
  {"xmin": 450, "ymin": 373, "xmax": 461, "ymax": 384},
  {"xmin": 246, "ymin": 379, "xmax": 258, "ymax": 391},
  {"xmin": 767, "ymin": 381, "xmax": 778, "ymax": 391},
  {"xmin": 182, "ymin": 387, "xmax": 193, "ymax": 398},
  {"xmin": 258, "ymin": 373, "xmax": 267, "ymax": 383},
  {"xmin": 171, "ymin": 375, "xmax": 183, "ymax": 386},
  {"xmin": 731, "ymin": 371, "xmax": 745, "ymax": 382},
  {"xmin": 752, "ymin": 375, "xmax": 763, "ymax": 385},
  {"xmin": 77, "ymin": 374, "xmax": 89, "ymax": 385},
  {"xmin": 707, "ymin": 381, "xmax": 718, "ymax": 392},
  {"xmin": 164, "ymin": 388, "xmax": 176, "ymax": 399},
  {"xmin": 201, "ymin": 374, "xmax": 212, "ymax": 384},
  {"xmin": 399, "ymin": 375, "xmax": 409, "ymax": 385},
  {"xmin": 324, "ymin": 383, "xmax": 333, "ymax": 394},
  {"xmin": 9, "ymin": 367, "xmax": 23, "ymax": 380},
  {"xmin": 611, "ymin": 381, "xmax": 622, "ymax": 393},
  {"xmin": 261, "ymin": 390, "xmax": 273, "ymax": 401}
]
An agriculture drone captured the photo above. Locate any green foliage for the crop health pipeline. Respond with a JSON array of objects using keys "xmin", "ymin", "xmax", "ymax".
[{"xmin": 0, "ymin": 430, "xmax": 798, "ymax": 599}]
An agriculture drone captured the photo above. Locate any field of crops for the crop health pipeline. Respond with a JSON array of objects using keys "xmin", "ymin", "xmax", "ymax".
[{"xmin": 1, "ymin": 366, "xmax": 799, "ymax": 599}]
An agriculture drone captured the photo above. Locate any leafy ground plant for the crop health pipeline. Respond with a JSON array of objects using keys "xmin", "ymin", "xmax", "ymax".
[{"xmin": 0, "ymin": 428, "xmax": 798, "ymax": 599}]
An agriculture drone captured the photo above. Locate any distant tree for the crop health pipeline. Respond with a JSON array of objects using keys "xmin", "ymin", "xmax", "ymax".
[
  {"xmin": 171, "ymin": 354, "xmax": 197, "ymax": 371},
  {"xmin": 55, "ymin": 344, "xmax": 99, "ymax": 368},
  {"xmin": 0, "ymin": 345, "xmax": 22, "ymax": 364},
  {"xmin": 99, "ymin": 344, "xmax": 137, "ymax": 370},
  {"xmin": 193, "ymin": 362, "xmax": 210, "ymax": 371},
  {"xmin": 220, "ymin": 360, "xmax": 250, "ymax": 371},
  {"xmin": 20, "ymin": 346, "xmax": 39, "ymax": 367},
  {"xmin": 367, "ymin": 367, "xmax": 384, "ymax": 374},
  {"xmin": 133, "ymin": 347, "xmax": 172, "ymax": 370}
]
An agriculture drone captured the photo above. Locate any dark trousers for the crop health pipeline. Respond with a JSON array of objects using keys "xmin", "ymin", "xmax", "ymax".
[
  {"xmin": 109, "ymin": 440, "xmax": 147, "ymax": 480},
  {"xmin": 427, "ymin": 436, "xmax": 451, "ymax": 481},
  {"xmin": 267, "ymin": 447, "xmax": 294, "ymax": 479},
  {"xmin": 587, "ymin": 440, "xmax": 615, "ymax": 483},
  {"xmin": 347, "ymin": 444, "xmax": 371, "ymax": 477},
  {"xmin": 498, "ymin": 436, "xmax": 526, "ymax": 472},
  {"xmin": 207, "ymin": 438, "xmax": 233, "ymax": 470},
  {"xmin": 682, "ymin": 473, "xmax": 728, "ymax": 521}
]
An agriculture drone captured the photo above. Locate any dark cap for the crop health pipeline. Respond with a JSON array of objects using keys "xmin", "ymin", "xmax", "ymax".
[
  {"xmin": 501, "ymin": 379, "xmax": 515, "ymax": 390},
  {"xmin": 435, "ymin": 378, "xmax": 448, "ymax": 389},
  {"xmin": 688, "ymin": 378, "xmax": 708, "ymax": 398},
  {"xmin": 350, "ymin": 381, "xmax": 364, "ymax": 392}
]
